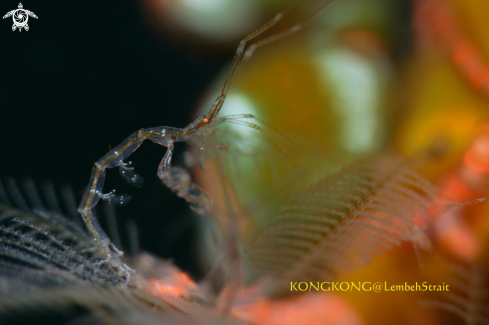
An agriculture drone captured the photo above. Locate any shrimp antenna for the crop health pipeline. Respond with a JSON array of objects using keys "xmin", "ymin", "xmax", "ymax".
[
  {"xmin": 207, "ymin": 0, "xmax": 338, "ymax": 120},
  {"xmin": 209, "ymin": 114, "xmax": 295, "ymax": 167}
]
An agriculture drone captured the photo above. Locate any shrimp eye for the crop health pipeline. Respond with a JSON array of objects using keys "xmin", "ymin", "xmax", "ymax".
[{"xmin": 203, "ymin": 117, "xmax": 209, "ymax": 124}]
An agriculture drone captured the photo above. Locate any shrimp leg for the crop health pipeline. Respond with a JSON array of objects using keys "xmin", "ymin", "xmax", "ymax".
[
  {"xmin": 157, "ymin": 144, "xmax": 213, "ymax": 215},
  {"xmin": 78, "ymin": 127, "xmax": 185, "ymax": 258}
]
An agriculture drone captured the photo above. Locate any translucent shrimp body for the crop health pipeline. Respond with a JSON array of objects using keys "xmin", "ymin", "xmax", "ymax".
[
  {"xmin": 77, "ymin": 118, "xmax": 221, "ymax": 258},
  {"xmin": 78, "ymin": 0, "xmax": 337, "ymax": 267},
  {"xmin": 77, "ymin": 110, "xmax": 288, "ymax": 262}
]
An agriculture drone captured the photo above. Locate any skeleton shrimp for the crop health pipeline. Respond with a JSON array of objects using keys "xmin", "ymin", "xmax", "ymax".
[{"xmin": 78, "ymin": 0, "xmax": 337, "ymax": 270}]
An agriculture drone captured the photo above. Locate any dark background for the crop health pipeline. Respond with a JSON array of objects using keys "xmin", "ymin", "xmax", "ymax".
[{"xmin": 0, "ymin": 0, "xmax": 228, "ymax": 274}]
